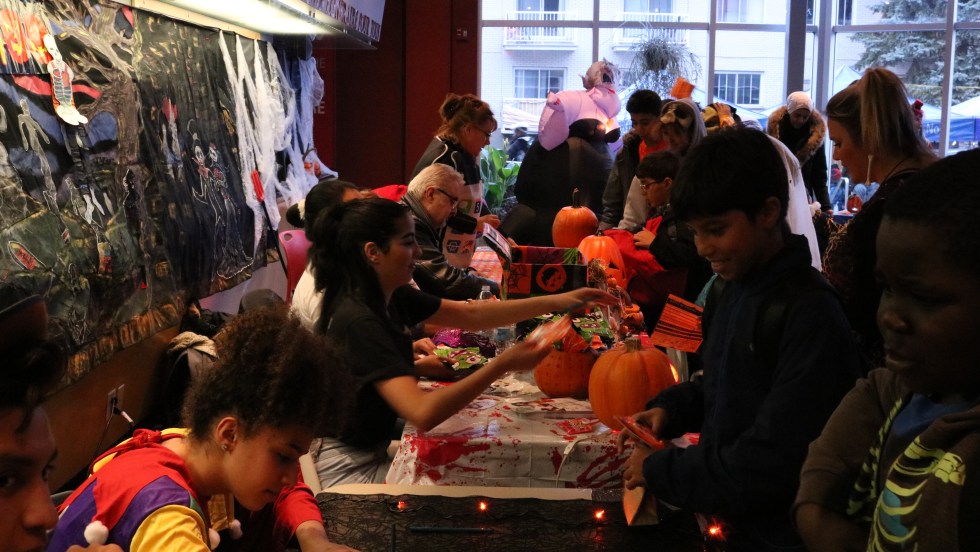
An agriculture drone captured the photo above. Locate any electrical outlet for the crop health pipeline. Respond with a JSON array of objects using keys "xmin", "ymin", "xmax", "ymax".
[
  {"xmin": 106, "ymin": 387, "xmax": 118, "ymax": 422},
  {"xmin": 105, "ymin": 384, "xmax": 127, "ymax": 423}
]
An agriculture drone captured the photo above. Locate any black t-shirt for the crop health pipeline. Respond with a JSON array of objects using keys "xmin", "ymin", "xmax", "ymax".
[{"xmin": 326, "ymin": 286, "xmax": 441, "ymax": 448}]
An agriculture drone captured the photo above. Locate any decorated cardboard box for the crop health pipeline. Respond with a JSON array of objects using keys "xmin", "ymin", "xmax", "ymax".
[
  {"xmin": 481, "ymin": 225, "xmax": 588, "ymax": 298},
  {"xmin": 505, "ymin": 246, "xmax": 587, "ymax": 298}
]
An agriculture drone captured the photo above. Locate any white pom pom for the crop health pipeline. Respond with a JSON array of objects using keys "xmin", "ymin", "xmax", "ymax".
[
  {"xmin": 84, "ymin": 520, "xmax": 109, "ymax": 545},
  {"xmin": 209, "ymin": 528, "xmax": 221, "ymax": 549},
  {"xmin": 229, "ymin": 518, "xmax": 243, "ymax": 539}
]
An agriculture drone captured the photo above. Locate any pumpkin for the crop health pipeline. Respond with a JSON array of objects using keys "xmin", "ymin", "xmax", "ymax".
[
  {"xmin": 552, "ymin": 188, "xmax": 599, "ymax": 248},
  {"xmin": 534, "ymin": 349, "xmax": 597, "ymax": 399},
  {"xmin": 588, "ymin": 337, "xmax": 677, "ymax": 430},
  {"xmin": 578, "ymin": 232, "xmax": 629, "ymax": 283}
]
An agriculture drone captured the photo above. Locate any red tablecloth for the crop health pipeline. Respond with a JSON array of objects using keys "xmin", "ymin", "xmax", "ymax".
[{"xmin": 385, "ymin": 375, "xmax": 631, "ymax": 489}]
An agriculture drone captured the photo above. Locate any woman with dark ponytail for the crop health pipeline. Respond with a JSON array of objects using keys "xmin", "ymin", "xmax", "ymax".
[{"xmin": 306, "ymin": 197, "xmax": 617, "ymax": 488}]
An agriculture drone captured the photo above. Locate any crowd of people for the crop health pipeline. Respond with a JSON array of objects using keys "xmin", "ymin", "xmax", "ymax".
[{"xmin": 3, "ymin": 66, "xmax": 979, "ymax": 552}]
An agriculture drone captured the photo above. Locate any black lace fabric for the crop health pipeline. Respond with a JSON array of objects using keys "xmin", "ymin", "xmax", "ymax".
[{"xmin": 318, "ymin": 490, "xmax": 703, "ymax": 551}]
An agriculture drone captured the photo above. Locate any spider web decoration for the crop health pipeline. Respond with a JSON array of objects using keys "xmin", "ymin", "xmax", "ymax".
[{"xmin": 278, "ymin": 52, "xmax": 336, "ymax": 208}]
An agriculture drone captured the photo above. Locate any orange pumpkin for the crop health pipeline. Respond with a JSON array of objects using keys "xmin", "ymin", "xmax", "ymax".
[
  {"xmin": 578, "ymin": 232, "xmax": 629, "ymax": 283},
  {"xmin": 534, "ymin": 349, "xmax": 597, "ymax": 399},
  {"xmin": 552, "ymin": 188, "xmax": 599, "ymax": 248},
  {"xmin": 588, "ymin": 337, "xmax": 677, "ymax": 430}
]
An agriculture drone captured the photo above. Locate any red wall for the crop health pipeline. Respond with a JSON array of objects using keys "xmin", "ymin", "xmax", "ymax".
[{"xmin": 311, "ymin": 0, "xmax": 478, "ymax": 187}]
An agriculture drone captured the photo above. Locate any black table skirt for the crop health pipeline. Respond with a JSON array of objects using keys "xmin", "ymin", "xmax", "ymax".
[{"xmin": 318, "ymin": 490, "xmax": 705, "ymax": 551}]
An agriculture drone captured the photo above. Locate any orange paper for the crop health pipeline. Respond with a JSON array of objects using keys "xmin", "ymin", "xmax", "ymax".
[{"xmin": 670, "ymin": 76, "xmax": 694, "ymax": 99}]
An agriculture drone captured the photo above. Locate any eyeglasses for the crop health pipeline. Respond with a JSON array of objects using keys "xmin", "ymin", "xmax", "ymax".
[
  {"xmin": 433, "ymin": 187, "xmax": 460, "ymax": 207},
  {"xmin": 471, "ymin": 124, "xmax": 492, "ymax": 140},
  {"xmin": 639, "ymin": 179, "xmax": 664, "ymax": 190}
]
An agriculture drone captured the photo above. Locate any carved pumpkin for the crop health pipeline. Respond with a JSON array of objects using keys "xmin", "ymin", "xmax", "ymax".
[
  {"xmin": 534, "ymin": 349, "xmax": 597, "ymax": 399},
  {"xmin": 552, "ymin": 188, "xmax": 599, "ymax": 248},
  {"xmin": 588, "ymin": 337, "xmax": 677, "ymax": 430},
  {"xmin": 578, "ymin": 232, "xmax": 629, "ymax": 283}
]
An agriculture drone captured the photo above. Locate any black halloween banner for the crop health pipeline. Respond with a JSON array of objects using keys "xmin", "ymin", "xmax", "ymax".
[{"xmin": 0, "ymin": 0, "xmax": 267, "ymax": 384}]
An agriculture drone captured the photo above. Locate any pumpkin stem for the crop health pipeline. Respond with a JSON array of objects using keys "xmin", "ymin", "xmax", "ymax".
[
  {"xmin": 571, "ymin": 188, "xmax": 581, "ymax": 208},
  {"xmin": 624, "ymin": 336, "xmax": 643, "ymax": 352}
]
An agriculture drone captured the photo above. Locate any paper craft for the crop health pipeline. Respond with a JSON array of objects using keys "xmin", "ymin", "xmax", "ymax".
[
  {"xmin": 481, "ymin": 223, "xmax": 512, "ymax": 264},
  {"xmin": 509, "ymin": 396, "xmax": 594, "ymax": 419},
  {"xmin": 528, "ymin": 310, "xmax": 614, "ymax": 352},
  {"xmin": 433, "ymin": 345, "xmax": 487, "ymax": 371},
  {"xmin": 557, "ymin": 418, "xmax": 596, "ymax": 435},
  {"xmin": 615, "ymin": 415, "xmax": 666, "ymax": 450},
  {"xmin": 44, "ymin": 34, "xmax": 89, "ymax": 126},
  {"xmin": 649, "ymin": 294, "xmax": 703, "ymax": 353},
  {"xmin": 526, "ymin": 315, "xmax": 572, "ymax": 347},
  {"xmin": 623, "ymin": 485, "xmax": 660, "ymax": 526}
]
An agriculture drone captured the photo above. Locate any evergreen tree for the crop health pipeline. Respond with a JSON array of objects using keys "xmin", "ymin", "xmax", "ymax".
[{"xmin": 853, "ymin": 0, "xmax": 980, "ymax": 104}]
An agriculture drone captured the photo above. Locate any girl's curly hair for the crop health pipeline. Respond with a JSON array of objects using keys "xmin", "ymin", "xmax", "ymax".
[{"xmin": 182, "ymin": 304, "xmax": 349, "ymax": 440}]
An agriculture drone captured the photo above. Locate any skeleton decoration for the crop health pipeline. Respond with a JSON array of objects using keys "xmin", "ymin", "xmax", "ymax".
[{"xmin": 43, "ymin": 34, "xmax": 88, "ymax": 126}]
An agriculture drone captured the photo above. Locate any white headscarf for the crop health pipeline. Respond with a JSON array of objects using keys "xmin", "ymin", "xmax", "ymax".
[{"xmin": 786, "ymin": 91, "xmax": 813, "ymax": 114}]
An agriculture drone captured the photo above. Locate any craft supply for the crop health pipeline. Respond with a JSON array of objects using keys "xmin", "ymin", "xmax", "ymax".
[{"xmin": 615, "ymin": 415, "xmax": 666, "ymax": 450}]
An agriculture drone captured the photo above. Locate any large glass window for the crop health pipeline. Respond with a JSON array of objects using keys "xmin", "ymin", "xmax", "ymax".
[
  {"xmin": 518, "ymin": 0, "xmax": 562, "ymax": 13},
  {"xmin": 625, "ymin": 0, "xmax": 674, "ymax": 13},
  {"xmin": 515, "ymin": 68, "xmax": 565, "ymax": 98},
  {"xmin": 718, "ymin": 0, "xmax": 764, "ymax": 23},
  {"xmin": 618, "ymin": 0, "xmax": 683, "ymax": 45},
  {"xmin": 715, "ymin": 72, "xmax": 761, "ymax": 105},
  {"xmin": 837, "ymin": 0, "xmax": 853, "ymax": 25},
  {"xmin": 481, "ymin": 0, "xmax": 980, "ymax": 156}
]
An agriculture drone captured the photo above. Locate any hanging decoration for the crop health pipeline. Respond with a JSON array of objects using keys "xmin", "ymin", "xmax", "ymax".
[{"xmin": 0, "ymin": 0, "xmax": 319, "ymax": 385}]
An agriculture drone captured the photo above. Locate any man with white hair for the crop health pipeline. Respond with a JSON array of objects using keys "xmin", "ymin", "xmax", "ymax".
[
  {"xmin": 766, "ymin": 91, "xmax": 832, "ymax": 212},
  {"xmin": 402, "ymin": 164, "xmax": 500, "ymax": 300}
]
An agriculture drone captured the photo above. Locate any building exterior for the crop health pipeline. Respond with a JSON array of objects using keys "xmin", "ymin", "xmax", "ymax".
[{"xmin": 478, "ymin": 0, "xmax": 973, "ymax": 154}]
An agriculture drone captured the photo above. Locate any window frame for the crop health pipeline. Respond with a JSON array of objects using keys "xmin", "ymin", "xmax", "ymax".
[
  {"xmin": 714, "ymin": 71, "xmax": 763, "ymax": 106},
  {"xmin": 513, "ymin": 67, "xmax": 566, "ymax": 99}
]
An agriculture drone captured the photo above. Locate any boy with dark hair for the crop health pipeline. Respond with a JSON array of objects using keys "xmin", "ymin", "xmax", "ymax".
[
  {"xmin": 621, "ymin": 128, "xmax": 862, "ymax": 551},
  {"xmin": 599, "ymin": 89, "xmax": 665, "ymax": 230},
  {"xmin": 631, "ymin": 151, "xmax": 711, "ymax": 308},
  {"xmin": 0, "ymin": 288, "xmax": 121, "ymax": 551},
  {"xmin": 795, "ymin": 148, "xmax": 980, "ymax": 551},
  {"xmin": 628, "ymin": 150, "xmax": 711, "ymax": 328}
]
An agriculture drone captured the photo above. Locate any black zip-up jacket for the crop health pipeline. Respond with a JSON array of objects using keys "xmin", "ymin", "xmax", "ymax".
[{"xmin": 643, "ymin": 233, "xmax": 861, "ymax": 551}]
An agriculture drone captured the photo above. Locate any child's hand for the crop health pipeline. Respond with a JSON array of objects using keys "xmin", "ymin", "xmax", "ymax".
[
  {"xmin": 623, "ymin": 447, "xmax": 652, "ymax": 490},
  {"xmin": 633, "ymin": 229, "xmax": 655, "ymax": 249},
  {"xmin": 617, "ymin": 407, "xmax": 668, "ymax": 451}
]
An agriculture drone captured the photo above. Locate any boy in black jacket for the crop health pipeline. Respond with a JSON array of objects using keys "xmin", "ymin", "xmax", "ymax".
[{"xmin": 620, "ymin": 128, "xmax": 861, "ymax": 551}]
